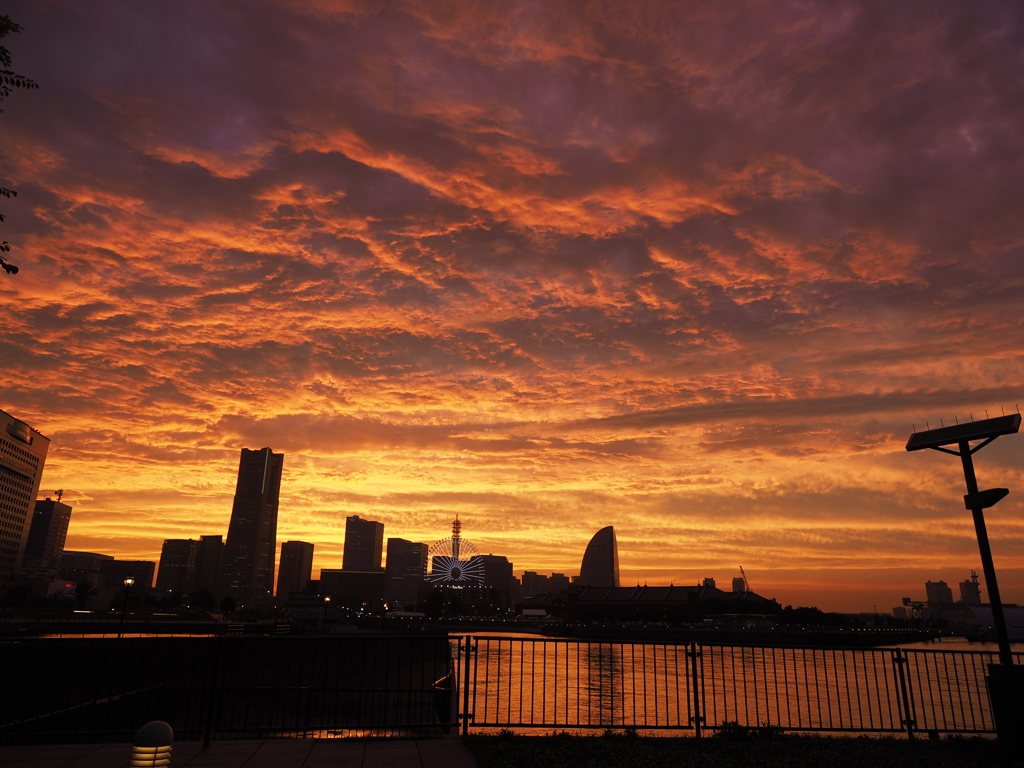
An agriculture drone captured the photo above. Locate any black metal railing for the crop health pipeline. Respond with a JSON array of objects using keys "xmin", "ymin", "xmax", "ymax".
[
  {"xmin": 453, "ymin": 637, "xmax": 1022, "ymax": 737},
  {"xmin": 2, "ymin": 634, "xmax": 1018, "ymax": 744},
  {"xmin": 0, "ymin": 635, "xmax": 455, "ymax": 744}
]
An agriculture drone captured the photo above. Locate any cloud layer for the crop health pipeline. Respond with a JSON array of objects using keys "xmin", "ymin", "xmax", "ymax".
[{"xmin": 2, "ymin": 0, "xmax": 1023, "ymax": 609}]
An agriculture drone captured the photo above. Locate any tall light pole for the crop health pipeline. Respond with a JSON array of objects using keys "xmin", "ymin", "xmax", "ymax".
[
  {"xmin": 321, "ymin": 596, "xmax": 330, "ymax": 634},
  {"xmin": 118, "ymin": 574, "xmax": 135, "ymax": 639},
  {"xmin": 906, "ymin": 413, "xmax": 1021, "ymax": 746}
]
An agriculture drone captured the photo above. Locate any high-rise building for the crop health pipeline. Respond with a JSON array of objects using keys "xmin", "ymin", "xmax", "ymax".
[
  {"xmin": 479, "ymin": 554, "xmax": 514, "ymax": 610},
  {"xmin": 22, "ymin": 496, "xmax": 72, "ymax": 573},
  {"xmin": 194, "ymin": 535, "xmax": 223, "ymax": 596},
  {"xmin": 217, "ymin": 447, "xmax": 284, "ymax": 607},
  {"xmin": 925, "ymin": 580, "xmax": 954, "ymax": 606},
  {"xmin": 100, "ymin": 559, "xmax": 157, "ymax": 590},
  {"xmin": 959, "ymin": 573, "xmax": 982, "ymax": 606},
  {"xmin": 548, "ymin": 573, "xmax": 570, "ymax": 593},
  {"xmin": 521, "ymin": 571, "xmax": 548, "ymax": 597},
  {"xmin": 60, "ymin": 550, "xmax": 114, "ymax": 586},
  {"xmin": 155, "ymin": 535, "xmax": 223, "ymax": 595},
  {"xmin": 578, "ymin": 526, "xmax": 620, "ymax": 588},
  {"xmin": 0, "ymin": 409, "xmax": 50, "ymax": 583},
  {"xmin": 319, "ymin": 568, "xmax": 386, "ymax": 610},
  {"xmin": 156, "ymin": 539, "xmax": 198, "ymax": 593},
  {"xmin": 277, "ymin": 540, "xmax": 314, "ymax": 596},
  {"xmin": 384, "ymin": 538, "xmax": 427, "ymax": 608},
  {"xmin": 343, "ymin": 515, "xmax": 384, "ymax": 571}
]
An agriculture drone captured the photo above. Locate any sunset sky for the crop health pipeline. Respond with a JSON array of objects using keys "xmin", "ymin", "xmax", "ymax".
[{"xmin": 2, "ymin": 1, "xmax": 1023, "ymax": 612}]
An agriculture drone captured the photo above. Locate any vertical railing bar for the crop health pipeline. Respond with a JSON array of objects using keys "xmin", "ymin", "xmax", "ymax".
[
  {"xmin": 759, "ymin": 646, "xmax": 768, "ymax": 726},
  {"xmin": 690, "ymin": 642, "xmax": 702, "ymax": 738},
  {"xmin": 577, "ymin": 642, "xmax": 583, "ymax": 727},
  {"xmin": 872, "ymin": 651, "xmax": 888, "ymax": 729},
  {"xmin": 841, "ymin": 650, "xmax": 853, "ymax": 729},
  {"xmin": 460, "ymin": 638, "xmax": 471, "ymax": 736},
  {"xmin": 673, "ymin": 643, "xmax": 681, "ymax": 727},
  {"xmin": 908, "ymin": 651, "xmax": 928, "ymax": 734},
  {"xmin": 745, "ymin": 645, "xmax": 753, "ymax": 727},
  {"xmin": 518, "ymin": 639, "xmax": 524, "ymax": 726},
  {"xmin": 894, "ymin": 649, "xmax": 915, "ymax": 740},
  {"xmin": 810, "ymin": 648, "xmax": 822, "ymax": 729}
]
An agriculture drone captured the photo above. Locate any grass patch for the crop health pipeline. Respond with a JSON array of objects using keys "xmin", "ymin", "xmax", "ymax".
[{"xmin": 465, "ymin": 730, "xmax": 1015, "ymax": 768}]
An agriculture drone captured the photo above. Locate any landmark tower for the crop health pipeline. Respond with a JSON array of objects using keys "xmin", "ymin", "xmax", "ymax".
[{"xmin": 217, "ymin": 447, "xmax": 283, "ymax": 607}]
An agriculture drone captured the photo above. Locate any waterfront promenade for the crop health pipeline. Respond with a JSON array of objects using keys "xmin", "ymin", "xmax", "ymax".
[{"xmin": 0, "ymin": 739, "xmax": 478, "ymax": 768}]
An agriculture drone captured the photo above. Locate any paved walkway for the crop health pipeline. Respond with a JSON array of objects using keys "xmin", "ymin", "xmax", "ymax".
[{"xmin": 0, "ymin": 739, "xmax": 479, "ymax": 768}]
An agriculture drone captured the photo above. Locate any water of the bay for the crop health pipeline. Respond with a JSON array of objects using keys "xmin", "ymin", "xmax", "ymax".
[{"xmin": 458, "ymin": 634, "xmax": 1022, "ymax": 736}]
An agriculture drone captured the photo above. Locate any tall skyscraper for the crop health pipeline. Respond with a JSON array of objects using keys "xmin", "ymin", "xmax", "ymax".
[
  {"xmin": 277, "ymin": 540, "xmax": 314, "ymax": 596},
  {"xmin": 217, "ymin": 447, "xmax": 284, "ymax": 607},
  {"xmin": 0, "ymin": 409, "xmax": 50, "ymax": 583},
  {"xmin": 22, "ymin": 495, "xmax": 72, "ymax": 573},
  {"xmin": 384, "ymin": 538, "xmax": 428, "ymax": 608},
  {"xmin": 343, "ymin": 515, "xmax": 384, "ymax": 571}
]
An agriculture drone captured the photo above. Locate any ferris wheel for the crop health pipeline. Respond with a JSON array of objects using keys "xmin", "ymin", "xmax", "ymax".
[{"xmin": 426, "ymin": 517, "xmax": 484, "ymax": 584}]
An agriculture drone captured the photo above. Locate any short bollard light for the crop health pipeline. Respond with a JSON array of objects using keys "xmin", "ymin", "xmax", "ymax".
[{"xmin": 131, "ymin": 720, "xmax": 174, "ymax": 768}]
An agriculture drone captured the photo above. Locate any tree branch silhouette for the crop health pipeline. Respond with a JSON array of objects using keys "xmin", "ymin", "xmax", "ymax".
[{"xmin": 1, "ymin": 14, "xmax": 39, "ymax": 276}]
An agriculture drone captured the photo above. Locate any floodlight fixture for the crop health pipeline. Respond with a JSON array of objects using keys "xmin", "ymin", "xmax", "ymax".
[{"xmin": 906, "ymin": 413, "xmax": 1020, "ymax": 453}]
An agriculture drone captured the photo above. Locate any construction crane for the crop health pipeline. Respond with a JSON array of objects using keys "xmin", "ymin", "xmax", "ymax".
[{"xmin": 739, "ymin": 566, "xmax": 751, "ymax": 593}]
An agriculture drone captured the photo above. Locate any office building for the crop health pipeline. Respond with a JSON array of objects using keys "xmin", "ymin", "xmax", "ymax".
[
  {"xmin": 521, "ymin": 571, "xmax": 548, "ymax": 597},
  {"xmin": 548, "ymin": 573, "xmax": 570, "ymax": 593},
  {"xmin": 22, "ymin": 495, "xmax": 72, "ymax": 572},
  {"xmin": 100, "ymin": 558, "xmax": 157, "ymax": 589},
  {"xmin": 193, "ymin": 535, "xmax": 223, "ymax": 595},
  {"xmin": 319, "ymin": 568, "xmax": 386, "ymax": 610},
  {"xmin": 277, "ymin": 540, "xmax": 314, "ymax": 596},
  {"xmin": 925, "ymin": 580, "xmax": 954, "ymax": 607},
  {"xmin": 155, "ymin": 535, "xmax": 222, "ymax": 595},
  {"xmin": 60, "ymin": 550, "xmax": 114, "ymax": 586},
  {"xmin": 577, "ymin": 526, "xmax": 620, "ymax": 588},
  {"xmin": 343, "ymin": 515, "xmax": 384, "ymax": 571},
  {"xmin": 384, "ymin": 538, "xmax": 427, "ymax": 608},
  {"xmin": 960, "ymin": 573, "xmax": 982, "ymax": 606},
  {"xmin": 479, "ymin": 554, "xmax": 514, "ymax": 610},
  {"xmin": 0, "ymin": 409, "xmax": 50, "ymax": 583},
  {"xmin": 217, "ymin": 447, "xmax": 284, "ymax": 607},
  {"xmin": 156, "ymin": 539, "xmax": 198, "ymax": 593}
]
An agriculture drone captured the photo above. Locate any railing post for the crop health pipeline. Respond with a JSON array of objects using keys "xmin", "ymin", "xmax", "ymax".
[
  {"xmin": 892, "ymin": 649, "xmax": 916, "ymax": 740},
  {"xmin": 203, "ymin": 636, "xmax": 223, "ymax": 749},
  {"xmin": 689, "ymin": 642, "xmax": 703, "ymax": 738},
  {"xmin": 460, "ymin": 637, "xmax": 473, "ymax": 736}
]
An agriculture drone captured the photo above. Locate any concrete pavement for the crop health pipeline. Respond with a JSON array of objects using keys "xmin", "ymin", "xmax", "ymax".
[{"xmin": 0, "ymin": 739, "xmax": 479, "ymax": 768}]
